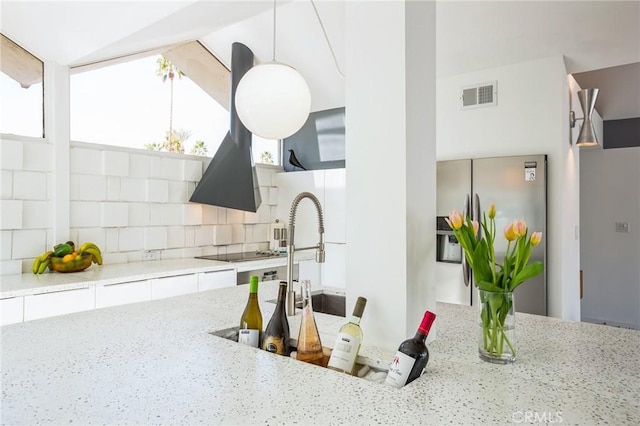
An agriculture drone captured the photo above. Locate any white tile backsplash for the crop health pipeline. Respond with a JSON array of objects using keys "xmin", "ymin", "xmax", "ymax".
[
  {"xmin": 183, "ymin": 204, "xmax": 202, "ymax": 226},
  {"xmin": 1, "ymin": 170, "xmax": 12, "ymax": 198},
  {"xmin": 118, "ymin": 227, "xmax": 144, "ymax": 251},
  {"xmin": 0, "ymin": 231, "xmax": 12, "ymax": 259},
  {"xmin": 22, "ymin": 201, "xmax": 52, "ymax": 229},
  {"xmin": 100, "ymin": 202, "xmax": 129, "ymax": 227},
  {"xmin": 1, "ymin": 139, "xmax": 23, "ymax": 170},
  {"xmin": 12, "ymin": 229, "xmax": 46, "ymax": 259},
  {"xmin": 119, "ymin": 177, "xmax": 146, "ymax": 202},
  {"xmin": 166, "ymin": 226, "xmax": 185, "ymax": 248},
  {"xmin": 212, "ymin": 225, "xmax": 231, "ymax": 245},
  {"xmin": 128, "ymin": 203, "xmax": 150, "ymax": 227},
  {"xmin": 1, "ymin": 200, "xmax": 23, "ymax": 230},
  {"xmin": 194, "ymin": 225, "xmax": 213, "ymax": 247},
  {"xmin": 103, "ymin": 151, "xmax": 129, "ymax": 176},
  {"xmin": 0, "ymin": 260, "xmax": 22, "ymax": 275},
  {"xmin": 146, "ymin": 179, "xmax": 169, "ymax": 203},
  {"xmin": 161, "ymin": 204, "xmax": 182, "ymax": 226},
  {"xmin": 161, "ymin": 157, "xmax": 182, "ymax": 180},
  {"xmin": 22, "ymin": 141, "xmax": 52, "ymax": 172},
  {"xmin": 76, "ymin": 228, "xmax": 106, "ymax": 250},
  {"xmin": 70, "ymin": 202, "xmax": 101, "ymax": 228},
  {"xmin": 144, "ymin": 227, "xmax": 167, "ymax": 250},
  {"xmin": 70, "ymin": 147, "xmax": 101, "ymax": 175},
  {"xmin": 4, "ymin": 141, "xmax": 279, "ymax": 273},
  {"xmin": 77, "ymin": 174, "xmax": 107, "ymax": 201},
  {"xmin": 183, "ymin": 160, "xmax": 203, "ymax": 181},
  {"xmin": 12, "ymin": 171, "xmax": 47, "ymax": 200}
]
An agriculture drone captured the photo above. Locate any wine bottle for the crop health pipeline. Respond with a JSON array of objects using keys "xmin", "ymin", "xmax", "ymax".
[
  {"xmin": 238, "ymin": 275, "xmax": 262, "ymax": 348},
  {"xmin": 384, "ymin": 311, "xmax": 436, "ymax": 388},
  {"xmin": 262, "ymin": 281, "xmax": 290, "ymax": 355},
  {"xmin": 296, "ymin": 280, "xmax": 325, "ymax": 366},
  {"xmin": 327, "ymin": 297, "xmax": 367, "ymax": 374}
]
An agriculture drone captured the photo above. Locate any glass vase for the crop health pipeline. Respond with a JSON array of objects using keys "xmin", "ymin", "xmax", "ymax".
[{"xmin": 478, "ymin": 289, "xmax": 516, "ymax": 364}]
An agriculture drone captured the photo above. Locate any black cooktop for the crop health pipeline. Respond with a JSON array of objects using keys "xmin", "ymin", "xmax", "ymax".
[{"xmin": 195, "ymin": 252, "xmax": 281, "ymax": 263}]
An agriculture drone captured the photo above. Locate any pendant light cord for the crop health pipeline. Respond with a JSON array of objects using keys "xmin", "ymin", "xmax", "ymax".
[
  {"xmin": 272, "ymin": 0, "xmax": 277, "ymax": 61},
  {"xmin": 310, "ymin": 0, "xmax": 345, "ymax": 79}
]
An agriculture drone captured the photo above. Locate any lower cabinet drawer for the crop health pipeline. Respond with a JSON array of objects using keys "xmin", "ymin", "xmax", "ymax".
[
  {"xmin": 24, "ymin": 287, "xmax": 95, "ymax": 321},
  {"xmin": 151, "ymin": 274, "xmax": 198, "ymax": 300},
  {"xmin": 95, "ymin": 280, "xmax": 152, "ymax": 308},
  {"xmin": 1, "ymin": 297, "xmax": 24, "ymax": 325},
  {"xmin": 198, "ymin": 269, "xmax": 236, "ymax": 291}
]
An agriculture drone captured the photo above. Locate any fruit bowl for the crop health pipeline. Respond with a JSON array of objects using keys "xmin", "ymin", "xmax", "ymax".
[{"xmin": 49, "ymin": 253, "xmax": 93, "ymax": 273}]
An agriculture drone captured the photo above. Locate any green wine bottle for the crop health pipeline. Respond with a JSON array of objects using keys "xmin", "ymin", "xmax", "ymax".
[{"xmin": 239, "ymin": 276, "xmax": 262, "ymax": 348}]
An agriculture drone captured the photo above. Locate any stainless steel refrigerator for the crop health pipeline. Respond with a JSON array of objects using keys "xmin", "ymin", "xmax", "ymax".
[{"xmin": 436, "ymin": 155, "xmax": 547, "ymax": 316}]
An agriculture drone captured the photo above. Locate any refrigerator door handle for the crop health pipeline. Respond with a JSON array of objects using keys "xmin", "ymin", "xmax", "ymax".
[
  {"xmin": 462, "ymin": 194, "xmax": 471, "ymax": 287},
  {"xmin": 473, "ymin": 193, "xmax": 481, "ymax": 237}
]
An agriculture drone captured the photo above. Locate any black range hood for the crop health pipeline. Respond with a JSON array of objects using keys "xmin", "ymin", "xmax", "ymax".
[{"xmin": 189, "ymin": 42, "xmax": 261, "ymax": 212}]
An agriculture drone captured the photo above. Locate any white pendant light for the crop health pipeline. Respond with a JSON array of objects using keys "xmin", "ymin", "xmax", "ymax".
[{"xmin": 235, "ymin": 0, "xmax": 311, "ymax": 140}]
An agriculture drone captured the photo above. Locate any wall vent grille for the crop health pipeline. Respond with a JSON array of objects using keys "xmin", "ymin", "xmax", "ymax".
[{"xmin": 461, "ymin": 81, "xmax": 497, "ymax": 109}]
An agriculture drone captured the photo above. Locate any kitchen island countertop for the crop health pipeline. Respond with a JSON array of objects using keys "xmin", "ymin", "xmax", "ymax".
[{"xmin": 1, "ymin": 280, "xmax": 638, "ymax": 425}]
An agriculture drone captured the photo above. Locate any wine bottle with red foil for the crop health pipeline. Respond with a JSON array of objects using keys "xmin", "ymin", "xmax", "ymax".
[{"xmin": 384, "ymin": 311, "xmax": 436, "ymax": 388}]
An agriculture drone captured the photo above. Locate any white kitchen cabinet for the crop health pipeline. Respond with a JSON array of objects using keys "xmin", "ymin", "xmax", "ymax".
[
  {"xmin": 151, "ymin": 274, "xmax": 198, "ymax": 300},
  {"xmin": 323, "ymin": 169, "xmax": 346, "ymax": 243},
  {"xmin": 24, "ymin": 287, "xmax": 95, "ymax": 321},
  {"xmin": 1, "ymin": 296, "xmax": 24, "ymax": 325},
  {"xmin": 95, "ymin": 279, "xmax": 152, "ymax": 308},
  {"xmin": 198, "ymin": 269, "xmax": 235, "ymax": 292},
  {"xmin": 298, "ymin": 259, "xmax": 321, "ymax": 287}
]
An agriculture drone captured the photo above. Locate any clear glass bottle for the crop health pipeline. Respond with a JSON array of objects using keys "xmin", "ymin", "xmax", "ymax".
[
  {"xmin": 238, "ymin": 275, "xmax": 262, "ymax": 348},
  {"xmin": 295, "ymin": 280, "xmax": 325, "ymax": 366},
  {"xmin": 327, "ymin": 297, "xmax": 367, "ymax": 374}
]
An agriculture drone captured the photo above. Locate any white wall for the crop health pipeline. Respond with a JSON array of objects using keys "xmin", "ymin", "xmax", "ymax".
[
  {"xmin": 1, "ymin": 134, "xmax": 279, "ymax": 274},
  {"xmin": 580, "ymin": 146, "xmax": 640, "ymax": 329},
  {"xmin": 436, "ymin": 55, "xmax": 582, "ymax": 320}
]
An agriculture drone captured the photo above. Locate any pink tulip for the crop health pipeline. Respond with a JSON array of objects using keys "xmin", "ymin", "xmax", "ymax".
[
  {"xmin": 513, "ymin": 219, "xmax": 527, "ymax": 238},
  {"xmin": 488, "ymin": 203, "xmax": 496, "ymax": 219},
  {"xmin": 445, "ymin": 210, "xmax": 464, "ymax": 230},
  {"xmin": 504, "ymin": 223, "xmax": 517, "ymax": 241},
  {"xmin": 530, "ymin": 232, "xmax": 543, "ymax": 247},
  {"xmin": 472, "ymin": 220, "xmax": 479, "ymax": 236}
]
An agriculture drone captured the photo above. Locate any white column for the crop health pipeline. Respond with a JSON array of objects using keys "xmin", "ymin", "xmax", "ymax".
[
  {"xmin": 44, "ymin": 62, "xmax": 70, "ymax": 243},
  {"xmin": 345, "ymin": 1, "xmax": 437, "ymax": 348}
]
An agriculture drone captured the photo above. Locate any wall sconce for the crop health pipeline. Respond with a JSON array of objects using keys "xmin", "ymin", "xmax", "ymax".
[{"xmin": 570, "ymin": 88, "xmax": 599, "ymax": 147}]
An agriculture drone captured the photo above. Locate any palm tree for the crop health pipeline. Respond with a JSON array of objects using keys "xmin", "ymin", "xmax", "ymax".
[
  {"xmin": 260, "ymin": 151, "xmax": 274, "ymax": 164},
  {"xmin": 190, "ymin": 140, "xmax": 208, "ymax": 156},
  {"xmin": 155, "ymin": 57, "xmax": 184, "ymax": 148}
]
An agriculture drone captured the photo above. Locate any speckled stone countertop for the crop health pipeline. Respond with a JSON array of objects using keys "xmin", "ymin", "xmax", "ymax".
[{"xmin": 1, "ymin": 281, "xmax": 639, "ymax": 425}]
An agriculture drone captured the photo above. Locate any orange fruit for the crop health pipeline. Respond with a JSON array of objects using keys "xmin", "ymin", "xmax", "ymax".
[{"xmin": 62, "ymin": 254, "xmax": 74, "ymax": 263}]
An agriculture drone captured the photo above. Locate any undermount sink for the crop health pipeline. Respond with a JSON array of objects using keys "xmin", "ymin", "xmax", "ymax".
[{"xmin": 267, "ymin": 290, "xmax": 346, "ymax": 317}]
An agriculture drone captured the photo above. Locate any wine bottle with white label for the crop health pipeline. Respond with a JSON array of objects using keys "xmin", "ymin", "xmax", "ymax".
[
  {"xmin": 262, "ymin": 282, "xmax": 290, "ymax": 355},
  {"xmin": 384, "ymin": 311, "xmax": 436, "ymax": 388},
  {"xmin": 327, "ymin": 297, "xmax": 367, "ymax": 374},
  {"xmin": 238, "ymin": 275, "xmax": 262, "ymax": 348}
]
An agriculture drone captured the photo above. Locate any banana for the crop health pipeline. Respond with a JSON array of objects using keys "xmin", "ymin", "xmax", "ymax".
[
  {"xmin": 78, "ymin": 242, "xmax": 100, "ymax": 253},
  {"xmin": 37, "ymin": 258, "xmax": 50, "ymax": 274},
  {"xmin": 32, "ymin": 257, "xmax": 41, "ymax": 274},
  {"xmin": 32, "ymin": 251, "xmax": 54, "ymax": 274},
  {"xmin": 84, "ymin": 247, "xmax": 103, "ymax": 265}
]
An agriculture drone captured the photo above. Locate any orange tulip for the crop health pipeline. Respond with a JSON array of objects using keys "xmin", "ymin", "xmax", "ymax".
[
  {"xmin": 445, "ymin": 210, "xmax": 464, "ymax": 230},
  {"xmin": 472, "ymin": 220, "xmax": 479, "ymax": 236},
  {"xmin": 513, "ymin": 220, "xmax": 527, "ymax": 238},
  {"xmin": 504, "ymin": 223, "xmax": 517, "ymax": 241},
  {"xmin": 530, "ymin": 232, "xmax": 543, "ymax": 247}
]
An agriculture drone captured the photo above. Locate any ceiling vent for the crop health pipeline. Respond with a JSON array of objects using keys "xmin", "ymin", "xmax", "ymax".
[{"xmin": 461, "ymin": 81, "xmax": 497, "ymax": 109}]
